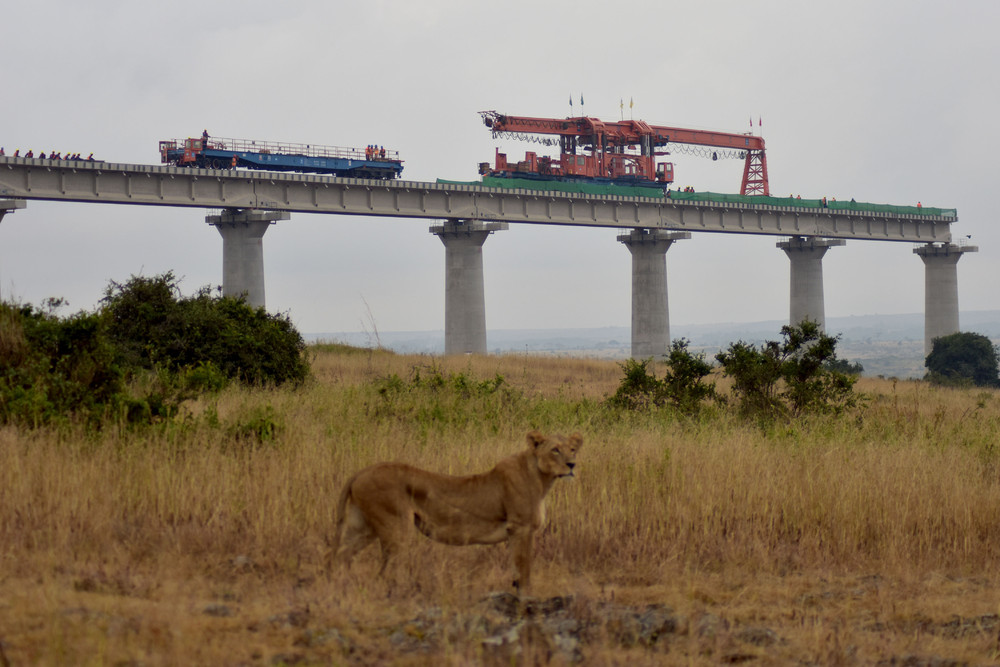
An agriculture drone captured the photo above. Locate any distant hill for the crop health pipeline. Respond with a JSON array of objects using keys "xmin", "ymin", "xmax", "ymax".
[{"xmin": 310, "ymin": 310, "xmax": 1000, "ymax": 379}]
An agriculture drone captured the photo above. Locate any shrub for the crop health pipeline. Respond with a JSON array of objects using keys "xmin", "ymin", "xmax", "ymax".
[
  {"xmin": 0, "ymin": 272, "xmax": 309, "ymax": 426},
  {"xmin": 609, "ymin": 358, "xmax": 662, "ymax": 410},
  {"xmin": 925, "ymin": 331, "xmax": 1000, "ymax": 388},
  {"xmin": 227, "ymin": 405, "xmax": 283, "ymax": 451},
  {"xmin": 101, "ymin": 272, "xmax": 308, "ymax": 387},
  {"xmin": 824, "ymin": 357, "xmax": 864, "ymax": 375},
  {"xmin": 0, "ymin": 300, "xmax": 125, "ymax": 425},
  {"xmin": 609, "ymin": 340, "xmax": 717, "ymax": 414},
  {"xmin": 715, "ymin": 321, "xmax": 858, "ymax": 419},
  {"xmin": 661, "ymin": 339, "xmax": 718, "ymax": 413}
]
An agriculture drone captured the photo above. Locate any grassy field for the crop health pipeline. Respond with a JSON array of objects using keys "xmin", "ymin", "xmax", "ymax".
[{"xmin": 2, "ymin": 346, "xmax": 999, "ymax": 665}]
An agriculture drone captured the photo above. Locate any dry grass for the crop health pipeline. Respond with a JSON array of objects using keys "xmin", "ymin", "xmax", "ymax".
[{"xmin": 2, "ymin": 350, "xmax": 1000, "ymax": 664}]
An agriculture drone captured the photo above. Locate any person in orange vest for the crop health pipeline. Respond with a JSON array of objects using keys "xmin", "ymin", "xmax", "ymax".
[{"xmin": 917, "ymin": 201, "xmax": 922, "ymax": 209}]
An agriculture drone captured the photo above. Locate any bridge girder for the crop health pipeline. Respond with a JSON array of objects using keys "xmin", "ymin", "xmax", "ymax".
[{"xmin": 0, "ymin": 157, "xmax": 953, "ymax": 243}]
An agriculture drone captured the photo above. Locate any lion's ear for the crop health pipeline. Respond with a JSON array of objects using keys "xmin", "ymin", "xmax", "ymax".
[
  {"xmin": 526, "ymin": 430, "xmax": 546, "ymax": 448},
  {"xmin": 569, "ymin": 433, "xmax": 583, "ymax": 449}
]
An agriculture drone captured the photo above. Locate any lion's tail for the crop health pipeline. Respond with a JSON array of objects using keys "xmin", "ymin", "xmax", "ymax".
[{"xmin": 327, "ymin": 473, "xmax": 356, "ymax": 568}]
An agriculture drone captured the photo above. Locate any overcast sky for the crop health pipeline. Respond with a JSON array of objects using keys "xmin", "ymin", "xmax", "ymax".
[{"xmin": 1, "ymin": 1, "xmax": 997, "ymax": 337}]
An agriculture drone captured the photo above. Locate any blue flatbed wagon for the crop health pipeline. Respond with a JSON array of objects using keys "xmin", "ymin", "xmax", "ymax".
[{"xmin": 159, "ymin": 132, "xmax": 403, "ymax": 179}]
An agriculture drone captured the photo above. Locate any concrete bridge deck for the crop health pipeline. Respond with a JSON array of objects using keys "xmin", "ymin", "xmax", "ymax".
[{"xmin": 0, "ymin": 156, "xmax": 953, "ymax": 243}]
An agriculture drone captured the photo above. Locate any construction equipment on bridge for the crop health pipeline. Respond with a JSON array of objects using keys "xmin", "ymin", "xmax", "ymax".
[
  {"xmin": 479, "ymin": 111, "xmax": 769, "ymax": 195},
  {"xmin": 159, "ymin": 132, "xmax": 403, "ymax": 179}
]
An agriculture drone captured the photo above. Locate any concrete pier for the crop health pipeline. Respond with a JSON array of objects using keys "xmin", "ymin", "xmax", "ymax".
[
  {"xmin": 207, "ymin": 208, "xmax": 289, "ymax": 309},
  {"xmin": 617, "ymin": 229, "xmax": 690, "ymax": 358},
  {"xmin": 914, "ymin": 242, "xmax": 978, "ymax": 356},
  {"xmin": 777, "ymin": 236, "xmax": 845, "ymax": 330},
  {"xmin": 0, "ymin": 199, "xmax": 26, "ymax": 224},
  {"xmin": 429, "ymin": 219, "xmax": 508, "ymax": 355}
]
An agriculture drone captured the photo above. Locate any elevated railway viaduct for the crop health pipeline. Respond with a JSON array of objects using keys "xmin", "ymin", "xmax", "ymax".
[{"xmin": 0, "ymin": 156, "xmax": 974, "ymax": 356}]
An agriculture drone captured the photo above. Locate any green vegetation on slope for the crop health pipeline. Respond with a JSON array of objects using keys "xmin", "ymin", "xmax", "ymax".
[{"xmin": 0, "ymin": 272, "xmax": 307, "ymax": 425}]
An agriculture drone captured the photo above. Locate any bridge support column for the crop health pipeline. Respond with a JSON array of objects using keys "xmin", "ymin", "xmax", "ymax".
[
  {"xmin": 207, "ymin": 208, "xmax": 290, "ymax": 309},
  {"xmin": 914, "ymin": 242, "xmax": 978, "ymax": 356},
  {"xmin": 430, "ymin": 220, "xmax": 508, "ymax": 355},
  {"xmin": 0, "ymin": 199, "xmax": 26, "ymax": 224},
  {"xmin": 777, "ymin": 236, "xmax": 845, "ymax": 330},
  {"xmin": 617, "ymin": 229, "xmax": 690, "ymax": 359}
]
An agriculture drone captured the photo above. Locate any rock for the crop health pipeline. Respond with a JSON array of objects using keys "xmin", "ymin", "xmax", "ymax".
[
  {"xmin": 875, "ymin": 656, "xmax": 969, "ymax": 667},
  {"xmin": 694, "ymin": 612, "xmax": 729, "ymax": 639},
  {"xmin": 937, "ymin": 613, "xmax": 999, "ymax": 639},
  {"xmin": 268, "ymin": 607, "xmax": 310, "ymax": 629},
  {"xmin": 635, "ymin": 604, "xmax": 678, "ymax": 645},
  {"xmin": 203, "ymin": 604, "xmax": 233, "ymax": 617},
  {"xmin": 524, "ymin": 595, "xmax": 573, "ymax": 617},
  {"xmin": 293, "ymin": 627, "xmax": 351, "ymax": 651},
  {"xmin": 479, "ymin": 591, "xmax": 521, "ymax": 619},
  {"xmin": 481, "ymin": 620, "xmax": 554, "ymax": 664},
  {"xmin": 391, "ymin": 595, "xmax": 683, "ymax": 663},
  {"xmin": 735, "ymin": 626, "xmax": 780, "ymax": 647}
]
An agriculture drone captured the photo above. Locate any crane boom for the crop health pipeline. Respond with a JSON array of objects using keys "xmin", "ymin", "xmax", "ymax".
[{"xmin": 479, "ymin": 111, "xmax": 769, "ymax": 195}]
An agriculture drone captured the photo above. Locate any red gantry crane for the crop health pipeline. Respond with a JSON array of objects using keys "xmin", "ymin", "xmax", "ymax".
[{"xmin": 479, "ymin": 110, "xmax": 769, "ymax": 195}]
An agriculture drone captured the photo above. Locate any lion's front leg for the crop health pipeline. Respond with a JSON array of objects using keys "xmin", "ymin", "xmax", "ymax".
[{"xmin": 508, "ymin": 526, "xmax": 535, "ymax": 595}]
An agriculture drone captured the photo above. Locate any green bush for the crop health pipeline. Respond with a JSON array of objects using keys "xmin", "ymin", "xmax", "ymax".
[
  {"xmin": 609, "ymin": 358, "xmax": 663, "ymax": 410},
  {"xmin": 0, "ymin": 300, "xmax": 124, "ymax": 425},
  {"xmin": 227, "ymin": 405, "xmax": 283, "ymax": 451},
  {"xmin": 0, "ymin": 272, "xmax": 309, "ymax": 426},
  {"xmin": 101, "ymin": 272, "xmax": 308, "ymax": 387},
  {"xmin": 824, "ymin": 357, "xmax": 864, "ymax": 375},
  {"xmin": 609, "ymin": 339, "xmax": 717, "ymax": 414},
  {"xmin": 925, "ymin": 331, "xmax": 1000, "ymax": 388},
  {"xmin": 715, "ymin": 321, "xmax": 858, "ymax": 419}
]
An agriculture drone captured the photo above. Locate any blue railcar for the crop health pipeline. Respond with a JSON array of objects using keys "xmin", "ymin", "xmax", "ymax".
[{"xmin": 159, "ymin": 133, "xmax": 403, "ymax": 179}]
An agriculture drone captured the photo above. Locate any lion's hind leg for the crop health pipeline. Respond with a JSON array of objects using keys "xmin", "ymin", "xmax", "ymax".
[
  {"xmin": 366, "ymin": 512, "xmax": 412, "ymax": 576},
  {"xmin": 334, "ymin": 502, "xmax": 378, "ymax": 568}
]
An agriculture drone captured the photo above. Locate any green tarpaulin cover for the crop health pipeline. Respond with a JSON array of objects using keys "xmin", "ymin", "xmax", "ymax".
[{"xmin": 435, "ymin": 178, "xmax": 956, "ymax": 218}]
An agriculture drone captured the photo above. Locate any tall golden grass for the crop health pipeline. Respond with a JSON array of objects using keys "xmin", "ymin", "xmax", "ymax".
[{"xmin": 1, "ymin": 349, "xmax": 999, "ymax": 664}]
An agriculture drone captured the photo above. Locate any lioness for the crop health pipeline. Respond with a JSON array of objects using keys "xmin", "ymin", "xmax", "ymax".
[{"xmin": 330, "ymin": 430, "xmax": 582, "ymax": 593}]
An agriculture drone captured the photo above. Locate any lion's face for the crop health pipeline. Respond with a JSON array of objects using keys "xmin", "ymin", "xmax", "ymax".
[{"xmin": 529, "ymin": 431, "xmax": 583, "ymax": 478}]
